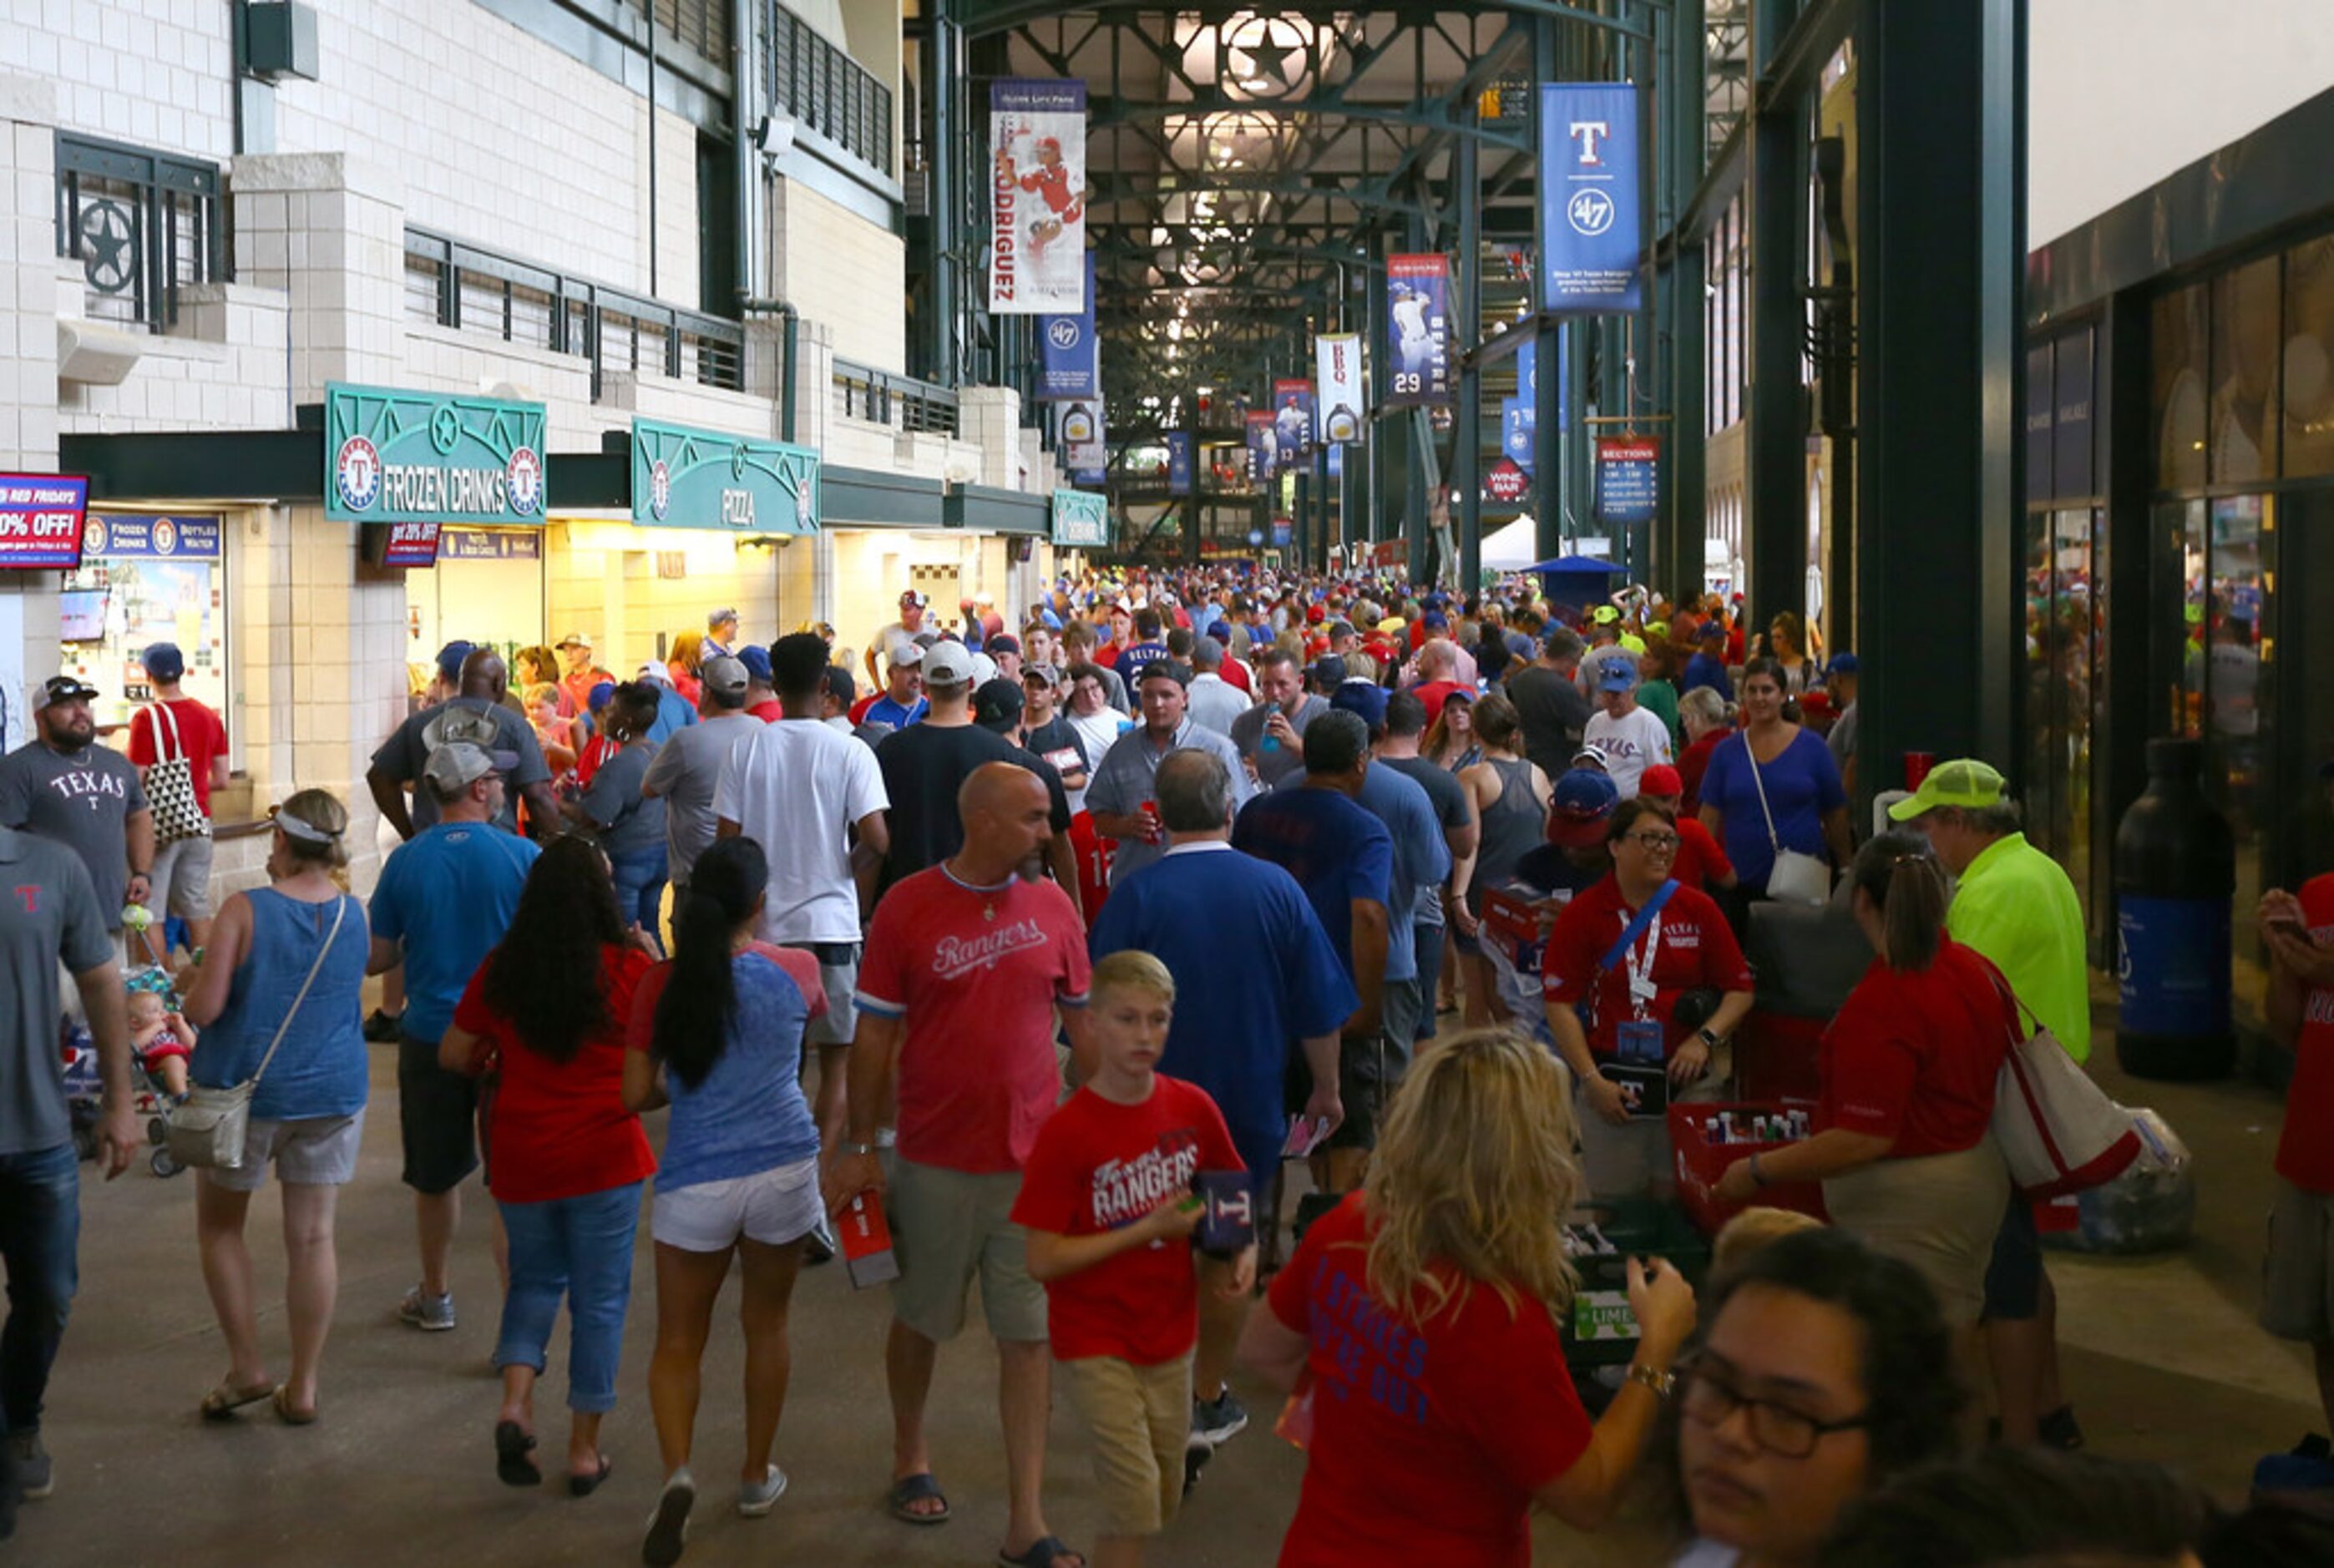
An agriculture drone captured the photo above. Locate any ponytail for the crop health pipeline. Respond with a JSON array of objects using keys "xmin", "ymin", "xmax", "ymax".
[
  {"xmin": 1852, "ymin": 829, "xmax": 1949, "ymax": 972},
  {"xmin": 651, "ymin": 836, "xmax": 767, "ymax": 1089}
]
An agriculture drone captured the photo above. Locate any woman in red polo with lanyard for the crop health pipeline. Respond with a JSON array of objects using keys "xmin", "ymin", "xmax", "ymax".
[
  {"xmin": 1714, "ymin": 830, "xmax": 2015, "ymax": 1336},
  {"xmin": 1542, "ymin": 798, "xmax": 1757, "ymax": 1200}
]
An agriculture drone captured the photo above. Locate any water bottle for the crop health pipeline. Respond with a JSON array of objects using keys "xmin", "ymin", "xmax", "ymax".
[{"xmin": 2113, "ymin": 738, "xmax": 2235, "ymax": 1080}]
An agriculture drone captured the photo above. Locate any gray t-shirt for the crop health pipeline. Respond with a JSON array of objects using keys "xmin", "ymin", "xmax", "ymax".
[
  {"xmin": 581, "ymin": 743, "xmax": 666, "ymax": 859},
  {"xmin": 642, "ymin": 712, "xmax": 759, "ymax": 888},
  {"xmin": 0, "ymin": 826, "xmax": 112, "ymax": 1155},
  {"xmin": 1086, "ymin": 718, "xmax": 1253, "ymax": 886},
  {"xmin": 369, "ymin": 696, "xmax": 550, "ymax": 835},
  {"xmin": 0, "ymin": 740, "xmax": 150, "ymax": 927},
  {"xmin": 1228, "ymin": 691, "xmax": 1324, "ymax": 788},
  {"xmin": 1828, "ymin": 701, "xmax": 1860, "ymax": 775}
]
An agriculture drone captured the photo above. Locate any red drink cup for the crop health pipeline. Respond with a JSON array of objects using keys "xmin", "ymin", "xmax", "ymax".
[
  {"xmin": 1141, "ymin": 800, "xmax": 1162, "ymax": 843},
  {"xmin": 1904, "ymin": 752, "xmax": 1935, "ymax": 791}
]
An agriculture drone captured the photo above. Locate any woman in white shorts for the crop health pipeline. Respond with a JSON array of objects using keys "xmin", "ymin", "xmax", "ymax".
[
  {"xmin": 625, "ymin": 836, "xmax": 830, "ymax": 1565},
  {"xmin": 180, "ymin": 790, "xmax": 369, "ymax": 1427}
]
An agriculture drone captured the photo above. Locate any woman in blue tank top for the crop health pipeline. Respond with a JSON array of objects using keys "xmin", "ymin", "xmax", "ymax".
[{"xmin": 180, "ymin": 790, "xmax": 369, "ymax": 1427}]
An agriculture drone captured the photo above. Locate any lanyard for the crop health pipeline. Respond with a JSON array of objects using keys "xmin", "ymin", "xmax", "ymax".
[{"xmin": 1623, "ymin": 910, "xmax": 1663, "ymax": 1017}]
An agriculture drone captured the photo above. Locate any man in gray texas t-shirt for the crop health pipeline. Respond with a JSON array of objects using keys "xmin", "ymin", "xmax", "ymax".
[{"xmin": 0, "ymin": 676, "xmax": 152, "ymax": 933}]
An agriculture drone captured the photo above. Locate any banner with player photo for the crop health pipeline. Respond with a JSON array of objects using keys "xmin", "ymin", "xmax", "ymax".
[
  {"xmin": 1270, "ymin": 379, "xmax": 1314, "ymax": 467},
  {"xmin": 1245, "ymin": 411, "xmax": 1279, "ymax": 487},
  {"xmin": 990, "ymin": 79, "xmax": 1089, "ymax": 315},
  {"xmin": 1314, "ymin": 333, "xmax": 1364, "ymax": 443},
  {"xmin": 1383, "ymin": 254, "xmax": 1452, "ymax": 406}
]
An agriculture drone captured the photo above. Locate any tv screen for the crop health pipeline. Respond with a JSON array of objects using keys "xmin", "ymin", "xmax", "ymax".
[
  {"xmin": 0, "ymin": 475, "xmax": 90, "ymax": 570},
  {"xmin": 58, "ymin": 589, "xmax": 108, "ymax": 642}
]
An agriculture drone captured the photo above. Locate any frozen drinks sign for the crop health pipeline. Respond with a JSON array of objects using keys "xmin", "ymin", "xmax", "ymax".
[
  {"xmin": 1051, "ymin": 488, "xmax": 1108, "ymax": 549},
  {"xmin": 325, "ymin": 384, "xmax": 547, "ymax": 527},
  {"xmin": 630, "ymin": 418, "xmax": 820, "ymax": 536}
]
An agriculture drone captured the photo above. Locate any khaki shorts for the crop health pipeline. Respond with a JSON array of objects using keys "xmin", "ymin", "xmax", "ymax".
[
  {"xmin": 1823, "ymin": 1139, "xmax": 2012, "ymax": 1328},
  {"xmin": 201, "ymin": 1110, "xmax": 367, "ymax": 1193},
  {"xmin": 1062, "ymin": 1353, "xmax": 1193, "ymax": 1537},
  {"xmin": 888, "ymin": 1155, "xmax": 1047, "ymax": 1344},
  {"xmin": 149, "ymin": 833, "xmax": 215, "ymax": 923},
  {"xmin": 2262, "ymin": 1177, "xmax": 2334, "ymax": 1342}
]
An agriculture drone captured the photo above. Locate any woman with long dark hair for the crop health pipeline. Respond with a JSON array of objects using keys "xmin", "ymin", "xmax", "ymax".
[
  {"xmin": 563, "ymin": 680, "xmax": 668, "ymax": 950},
  {"xmin": 438, "ymin": 837, "xmax": 657, "ymax": 1494},
  {"xmin": 623, "ymin": 836, "xmax": 830, "ymax": 1565}
]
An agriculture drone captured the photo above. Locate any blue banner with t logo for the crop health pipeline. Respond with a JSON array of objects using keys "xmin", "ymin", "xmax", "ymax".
[
  {"xmin": 1037, "ymin": 253, "xmax": 1098, "ymax": 400},
  {"xmin": 1540, "ymin": 83, "xmax": 1643, "ymax": 312}
]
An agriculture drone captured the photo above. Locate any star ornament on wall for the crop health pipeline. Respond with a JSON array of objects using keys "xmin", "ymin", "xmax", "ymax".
[{"xmin": 1222, "ymin": 14, "xmax": 1315, "ymax": 99}]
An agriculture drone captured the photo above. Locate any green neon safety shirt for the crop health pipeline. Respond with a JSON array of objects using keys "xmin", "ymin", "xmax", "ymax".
[{"xmin": 1945, "ymin": 832, "xmax": 2093, "ymax": 1063}]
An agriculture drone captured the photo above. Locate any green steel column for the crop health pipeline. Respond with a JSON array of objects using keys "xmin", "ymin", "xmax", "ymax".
[
  {"xmin": 1367, "ymin": 245, "xmax": 1390, "ymax": 549},
  {"xmin": 1456, "ymin": 125, "xmax": 1483, "ymax": 594},
  {"xmin": 925, "ymin": 0, "xmax": 961, "ymax": 389},
  {"xmin": 1657, "ymin": 0, "xmax": 1706, "ymax": 599},
  {"xmin": 1532, "ymin": 19, "xmax": 1565, "ymax": 563},
  {"xmin": 1745, "ymin": 13, "xmax": 1808, "ymax": 639},
  {"xmin": 1852, "ymin": 0, "xmax": 2025, "ymax": 797}
]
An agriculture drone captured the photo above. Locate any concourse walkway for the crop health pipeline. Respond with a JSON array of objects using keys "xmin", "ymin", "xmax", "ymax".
[{"xmin": 13, "ymin": 995, "xmax": 2311, "ymax": 1566}]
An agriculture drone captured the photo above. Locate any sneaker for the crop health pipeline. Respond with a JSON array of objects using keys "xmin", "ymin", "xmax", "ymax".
[
  {"xmin": 643, "ymin": 1468, "xmax": 694, "ymax": 1566},
  {"xmin": 6, "ymin": 1433, "xmax": 51, "ymax": 1501},
  {"xmin": 362, "ymin": 1008, "xmax": 404, "ymax": 1044},
  {"xmin": 1192, "ymin": 1388, "xmax": 1249, "ymax": 1446},
  {"xmin": 1182, "ymin": 1434, "xmax": 1214, "ymax": 1498},
  {"xmin": 397, "ymin": 1287, "xmax": 456, "ymax": 1332},
  {"xmin": 737, "ymin": 1463, "xmax": 788, "ymax": 1518},
  {"xmin": 2038, "ymin": 1404, "xmax": 2086, "ymax": 1452}
]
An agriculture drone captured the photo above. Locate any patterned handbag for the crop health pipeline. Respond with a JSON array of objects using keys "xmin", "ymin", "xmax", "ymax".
[{"xmin": 145, "ymin": 701, "xmax": 210, "ymax": 846}]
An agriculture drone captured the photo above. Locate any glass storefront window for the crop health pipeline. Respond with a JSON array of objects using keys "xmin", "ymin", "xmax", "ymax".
[
  {"xmin": 2153, "ymin": 284, "xmax": 2209, "ymax": 491},
  {"xmin": 2205, "ymin": 494, "xmax": 2271, "ymax": 969},
  {"xmin": 2023, "ymin": 506, "xmax": 2100, "ymax": 918},
  {"xmin": 2210, "ymin": 257, "xmax": 2281, "ymax": 483},
  {"xmin": 2285, "ymin": 234, "xmax": 2334, "ymax": 478}
]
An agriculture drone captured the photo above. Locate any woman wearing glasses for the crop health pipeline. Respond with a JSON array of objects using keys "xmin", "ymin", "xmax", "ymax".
[
  {"xmin": 1542, "ymin": 798, "xmax": 1758, "ymax": 1199},
  {"xmin": 1238, "ymin": 1029, "xmax": 1698, "ymax": 1565},
  {"xmin": 1670, "ymin": 1227, "xmax": 1965, "ymax": 1567}
]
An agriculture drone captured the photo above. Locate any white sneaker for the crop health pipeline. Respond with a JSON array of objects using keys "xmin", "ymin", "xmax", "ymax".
[
  {"xmin": 737, "ymin": 1463, "xmax": 788, "ymax": 1517},
  {"xmin": 642, "ymin": 1468, "xmax": 693, "ymax": 1566}
]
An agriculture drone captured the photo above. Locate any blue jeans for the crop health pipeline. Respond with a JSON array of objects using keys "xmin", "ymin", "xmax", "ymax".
[
  {"xmin": 608, "ymin": 851, "xmax": 668, "ymax": 953},
  {"xmin": 1412, "ymin": 919, "xmax": 1445, "ymax": 1042},
  {"xmin": 494, "ymin": 1181, "xmax": 644, "ymax": 1414},
  {"xmin": 0, "ymin": 1143, "xmax": 81, "ymax": 1440}
]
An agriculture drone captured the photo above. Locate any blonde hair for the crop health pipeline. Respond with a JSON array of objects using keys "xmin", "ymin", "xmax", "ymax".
[
  {"xmin": 668, "ymin": 630, "xmax": 706, "ymax": 674},
  {"xmin": 276, "ymin": 788, "xmax": 351, "ymax": 873},
  {"xmin": 1363, "ymin": 1029, "xmax": 1580, "ymax": 1325},
  {"xmin": 522, "ymin": 681, "xmax": 560, "ymax": 711},
  {"xmin": 1712, "ymin": 1205, "xmax": 1825, "ymax": 1274},
  {"xmin": 1090, "ymin": 948, "xmax": 1176, "ymax": 1006}
]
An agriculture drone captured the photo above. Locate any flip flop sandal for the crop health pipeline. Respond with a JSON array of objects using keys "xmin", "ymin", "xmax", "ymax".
[
  {"xmin": 997, "ymin": 1535, "xmax": 1085, "ymax": 1568},
  {"xmin": 495, "ymin": 1420, "xmax": 541, "ymax": 1486},
  {"xmin": 888, "ymin": 1471, "xmax": 950, "ymax": 1525},
  {"xmin": 569, "ymin": 1455, "xmax": 614, "ymax": 1497},
  {"xmin": 271, "ymin": 1387, "xmax": 317, "ymax": 1426},
  {"xmin": 200, "ymin": 1379, "xmax": 276, "ymax": 1420}
]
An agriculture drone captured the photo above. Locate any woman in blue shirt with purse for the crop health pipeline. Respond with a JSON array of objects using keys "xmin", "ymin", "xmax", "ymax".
[
  {"xmin": 1696, "ymin": 658, "xmax": 1854, "ymax": 902},
  {"xmin": 180, "ymin": 789, "xmax": 369, "ymax": 1427}
]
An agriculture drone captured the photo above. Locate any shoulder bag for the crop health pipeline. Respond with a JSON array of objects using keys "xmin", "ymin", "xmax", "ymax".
[
  {"xmin": 166, "ymin": 896, "xmax": 349, "ymax": 1170},
  {"xmin": 1743, "ymin": 732, "xmax": 1831, "ymax": 905},
  {"xmin": 144, "ymin": 701, "xmax": 210, "ymax": 847},
  {"xmin": 1983, "ymin": 967, "xmax": 2139, "ymax": 1199}
]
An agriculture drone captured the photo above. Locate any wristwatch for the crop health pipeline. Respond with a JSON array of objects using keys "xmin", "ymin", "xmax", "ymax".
[
  {"xmin": 1749, "ymin": 1152, "xmax": 1769, "ymax": 1188},
  {"xmin": 1626, "ymin": 1362, "xmax": 1676, "ymax": 1399},
  {"xmin": 843, "ymin": 1141, "xmax": 878, "ymax": 1157},
  {"xmin": 1696, "ymin": 1026, "xmax": 1724, "ymax": 1050}
]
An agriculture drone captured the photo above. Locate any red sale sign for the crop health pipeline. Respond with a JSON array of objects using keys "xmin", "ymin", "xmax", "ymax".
[{"xmin": 0, "ymin": 475, "xmax": 90, "ymax": 570}]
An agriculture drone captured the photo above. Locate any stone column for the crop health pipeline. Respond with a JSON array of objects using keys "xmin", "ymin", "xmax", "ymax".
[
  {"xmin": 227, "ymin": 152, "xmax": 410, "ymax": 884},
  {"xmin": 0, "ymin": 75, "xmax": 61, "ymax": 751}
]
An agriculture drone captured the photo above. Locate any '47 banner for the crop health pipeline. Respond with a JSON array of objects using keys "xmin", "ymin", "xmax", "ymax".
[
  {"xmin": 990, "ymin": 80, "xmax": 1088, "ymax": 315},
  {"xmin": 1165, "ymin": 432, "xmax": 1194, "ymax": 496},
  {"xmin": 1384, "ymin": 255, "xmax": 1451, "ymax": 405},
  {"xmin": 1540, "ymin": 83, "xmax": 1643, "ymax": 312},
  {"xmin": 1271, "ymin": 379, "xmax": 1314, "ymax": 465},
  {"xmin": 1036, "ymin": 253, "xmax": 1097, "ymax": 399}
]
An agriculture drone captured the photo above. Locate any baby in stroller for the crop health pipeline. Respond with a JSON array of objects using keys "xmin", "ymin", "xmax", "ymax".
[{"xmin": 126, "ymin": 974, "xmax": 195, "ymax": 1101}]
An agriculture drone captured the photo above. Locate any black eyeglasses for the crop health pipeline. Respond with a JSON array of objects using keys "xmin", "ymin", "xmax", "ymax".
[
  {"xmin": 1623, "ymin": 831, "xmax": 1680, "ymax": 851},
  {"xmin": 1678, "ymin": 1354, "xmax": 1872, "ymax": 1459}
]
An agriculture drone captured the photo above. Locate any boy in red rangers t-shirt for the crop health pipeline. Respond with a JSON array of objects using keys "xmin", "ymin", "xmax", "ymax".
[{"xmin": 1012, "ymin": 951, "xmax": 1247, "ymax": 1567}]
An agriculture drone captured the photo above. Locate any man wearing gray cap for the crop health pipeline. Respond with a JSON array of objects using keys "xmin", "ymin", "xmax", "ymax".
[
  {"xmin": 367, "ymin": 731, "xmax": 541, "ymax": 1335},
  {"xmin": 642, "ymin": 655, "xmax": 759, "ymax": 901}
]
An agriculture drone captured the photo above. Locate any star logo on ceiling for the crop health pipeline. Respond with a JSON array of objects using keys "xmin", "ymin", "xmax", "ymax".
[{"xmin": 1223, "ymin": 15, "xmax": 1314, "ymax": 100}]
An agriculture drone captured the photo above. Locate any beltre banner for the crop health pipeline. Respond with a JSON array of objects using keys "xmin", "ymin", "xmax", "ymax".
[
  {"xmin": 1384, "ymin": 255, "xmax": 1452, "ymax": 406},
  {"xmin": 990, "ymin": 79, "xmax": 1089, "ymax": 315}
]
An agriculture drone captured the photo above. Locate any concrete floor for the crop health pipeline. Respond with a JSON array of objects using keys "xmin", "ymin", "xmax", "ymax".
[{"xmin": 10, "ymin": 1002, "xmax": 2320, "ymax": 1567}]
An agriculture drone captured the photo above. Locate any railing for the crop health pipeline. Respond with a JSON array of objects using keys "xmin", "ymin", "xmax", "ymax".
[
  {"xmin": 764, "ymin": 2, "xmax": 894, "ymax": 178},
  {"xmin": 53, "ymin": 133, "xmax": 226, "ymax": 333},
  {"xmin": 833, "ymin": 358, "xmax": 959, "ymax": 436},
  {"xmin": 403, "ymin": 227, "xmax": 744, "ymax": 396}
]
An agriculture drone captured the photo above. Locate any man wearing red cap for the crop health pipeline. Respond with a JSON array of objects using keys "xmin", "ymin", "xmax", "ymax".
[
  {"xmin": 1637, "ymin": 764, "xmax": 1734, "ymax": 895},
  {"xmin": 867, "ymin": 590, "xmax": 932, "ymax": 690}
]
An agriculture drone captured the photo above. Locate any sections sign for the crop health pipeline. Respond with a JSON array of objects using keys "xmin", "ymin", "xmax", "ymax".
[
  {"xmin": 1595, "ymin": 436, "xmax": 1660, "ymax": 527},
  {"xmin": 990, "ymin": 79, "xmax": 1089, "ymax": 315},
  {"xmin": 1540, "ymin": 83, "xmax": 1644, "ymax": 312},
  {"xmin": 1384, "ymin": 254, "xmax": 1451, "ymax": 405},
  {"xmin": 0, "ymin": 475, "xmax": 90, "ymax": 570},
  {"xmin": 632, "ymin": 418, "xmax": 820, "ymax": 536},
  {"xmin": 325, "ymin": 383, "xmax": 547, "ymax": 526},
  {"xmin": 82, "ymin": 513, "xmax": 221, "ymax": 560},
  {"xmin": 1051, "ymin": 488, "xmax": 1108, "ymax": 549}
]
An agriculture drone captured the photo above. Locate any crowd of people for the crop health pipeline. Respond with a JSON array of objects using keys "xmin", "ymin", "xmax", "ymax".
[{"xmin": 2, "ymin": 570, "xmax": 2331, "ymax": 1568}]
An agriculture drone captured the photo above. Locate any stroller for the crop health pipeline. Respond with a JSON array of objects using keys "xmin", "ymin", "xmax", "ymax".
[{"xmin": 62, "ymin": 960, "xmax": 190, "ymax": 1178}]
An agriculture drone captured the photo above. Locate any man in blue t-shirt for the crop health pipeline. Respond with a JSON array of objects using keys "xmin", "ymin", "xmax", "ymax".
[
  {"xmin": 1091, "ymin": 747, "xmax": 1355, "ymax": 1444},
  {"xmin": 367, "ymin": 741, "xmax": 541, "ymax": 1334},
  {"xmin": 1325, "ymin": 684, "xmax": 1452, "ymax": 1058},
  {"xmin": 1233, "ymin": 710, "xmax": 1395, "ymax": 1190},
  {"xmin": 863, "ymin": 642, "xmax": 929, "ymax": 731}
]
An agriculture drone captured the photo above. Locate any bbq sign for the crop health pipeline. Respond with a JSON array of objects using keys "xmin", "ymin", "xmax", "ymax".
[
  {"xmin": 324, "ymin": 384, "xmax": 549, "ymax": 526},
  {"xmin": 630, "ymin": 418, "xmax": 821, "ymax": 537}
]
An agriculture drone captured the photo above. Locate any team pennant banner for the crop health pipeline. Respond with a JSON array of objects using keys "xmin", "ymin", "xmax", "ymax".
[
  {"xmin": 1314, "ymin": 334, "xmax": 1364, "ymax": 443},
  {"xmin": 990, "ymin": 80, "xmax": 1089, "ymax": 315}
]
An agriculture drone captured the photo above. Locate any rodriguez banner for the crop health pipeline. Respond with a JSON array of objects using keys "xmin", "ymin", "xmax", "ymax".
[
  {"xmin": 1384, "ymin": 255, "xmax": 1451, "ymax": 406},
  {"xmin": 1314, "ymin": 333, "xmax": 1364, "ymax": 443},
  {"xmin": 990, "ymin": 79, "xmax": 1089, "ymax": 315}
]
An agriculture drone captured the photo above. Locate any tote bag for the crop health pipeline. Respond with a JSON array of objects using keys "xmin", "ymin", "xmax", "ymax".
[
  {"xmin": 1985, "ymin": 971, "xmax": 2140, "ymax": 1200},
  {"xmin": 144, "ymin": 702, "xmax": 210, "ymax": 847}
]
